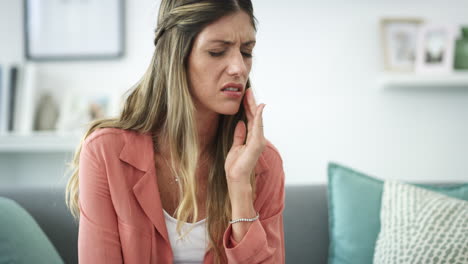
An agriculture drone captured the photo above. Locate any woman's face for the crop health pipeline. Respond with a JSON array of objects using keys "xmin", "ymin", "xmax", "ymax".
[{"xmin": 187, "ymin": 11, "xmax": 256, "ymax": 116}]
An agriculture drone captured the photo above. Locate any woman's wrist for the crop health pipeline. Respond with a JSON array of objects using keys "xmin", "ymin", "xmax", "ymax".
[
  {"xmin": 227, "ymin": 179, "xmax": 252, "ymax": 201},
  {"xmin": 228, "ymin": 184, "xmax": 257, "ymax": 243},
  {"xmin": 228, "ymin": 183, "xmax": 256, "ymax": 217}
]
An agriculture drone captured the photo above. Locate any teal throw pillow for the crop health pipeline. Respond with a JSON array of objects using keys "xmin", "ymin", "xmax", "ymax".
[
  {"xmin": 0, "ymin": 197, "xmax": 63, "ymax": 264},
  {"xmin": 327, "ymin": 162, "xmax": 468, "ymax": 264}
]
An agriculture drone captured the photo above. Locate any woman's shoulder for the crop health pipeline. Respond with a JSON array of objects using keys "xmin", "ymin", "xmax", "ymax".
[
  {"xmin": 254, "ymin": 139, "xmax": 284, "ymax": 182},
  {"xmin": 84, "ymin": 127, "xmax": 125, "ymax": 146},
  {"xmin": 83, "ymin": 128, "xmax": 144, "ymax": 154},
  {"xmin": 264, "ymin": 140, "xmax": 282, "ymax": 160},
  {"xmin": 260, "ymin": 139, "xmax": 283, "ymax": 170}
]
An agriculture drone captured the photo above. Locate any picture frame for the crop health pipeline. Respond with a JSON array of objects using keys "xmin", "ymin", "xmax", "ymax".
[
  {"xmin": 380, "ymin": 18, "xmax": 424, "ymax": 72},
  {"xmin": 415, "ymin": 24, "xmax": 457, "ymax": 74},
  {"xmin": 24, "ymin": 0, "xmax": 125, "ymax": 61},
  {"xmin": 55, "ymin": 91, "xmax": 119, "ymax": 134}
]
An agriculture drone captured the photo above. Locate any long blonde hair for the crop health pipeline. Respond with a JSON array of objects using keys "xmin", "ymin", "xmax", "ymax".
[{"xmin": 65, "ymin": 0, "xmax": 257, "ymax": 263}]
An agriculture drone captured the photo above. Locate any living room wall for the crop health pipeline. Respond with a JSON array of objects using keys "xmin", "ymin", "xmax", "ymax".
[{"xmin": 0, "ymin": 0, "xmax": 467, "ymax": 185}]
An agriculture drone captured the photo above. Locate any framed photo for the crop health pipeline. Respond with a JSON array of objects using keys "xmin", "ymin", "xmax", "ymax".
[
  {"xmin": 415, "ymin": 24, "xmax": 457, "ymax": 74},
  {"xmin": 56, "ymin": 91, "xmax": 119, "ymax": 134},
  {"xmin": 381, "ymin": 18, "xmax": 424, "ymax": 72},
  {"xmin": 24, "ymin": 0, "xmax": 125, "ymax": 61}
]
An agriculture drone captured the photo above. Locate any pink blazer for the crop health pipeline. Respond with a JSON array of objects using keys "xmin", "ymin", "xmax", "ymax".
[{"xmin": 78, "ymin": 128, "xmax": 285, "ymax": 263}]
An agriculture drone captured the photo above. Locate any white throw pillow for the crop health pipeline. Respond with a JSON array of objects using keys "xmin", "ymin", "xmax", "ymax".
[{"xmin": 373, "ymin": 180, "xmax": 468, "ymax": 264}]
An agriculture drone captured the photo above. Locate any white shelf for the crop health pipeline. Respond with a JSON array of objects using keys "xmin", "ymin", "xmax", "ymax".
[
  {"xmin": 379, "ymin": 71, "xmax": 468, "ymax": 89},
  {"xmin": 0, "ymin": 132, "xmax": 80, "ymax": 153}
]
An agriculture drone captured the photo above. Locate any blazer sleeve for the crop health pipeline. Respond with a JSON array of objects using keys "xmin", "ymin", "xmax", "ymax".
[
  {"xmin": 222, "ymin": 147, "xmax": 286, "ymax": 264},
  {"xmin": 78, "ymin": 138, "xmax": 123, "ymax": 263}
]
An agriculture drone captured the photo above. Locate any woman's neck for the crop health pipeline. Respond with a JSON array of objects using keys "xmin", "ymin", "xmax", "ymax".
[
  {"xmin": 155, "ymin": 109, "xmax": 219, "ymax": 158},
  {"xmin": 195, "ymin": 109, "xmax": 219, "ymax": 156}
]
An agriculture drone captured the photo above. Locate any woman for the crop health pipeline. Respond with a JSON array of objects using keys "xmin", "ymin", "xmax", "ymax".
[{"xmin": 65, "ymin": 0, "xmax": 285, "ymax": 263}]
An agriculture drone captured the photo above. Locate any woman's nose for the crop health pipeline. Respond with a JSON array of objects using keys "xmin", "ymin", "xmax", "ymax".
[{"xmin": 226, "ymin": 51, "xmax": 248, "ymax": 77}]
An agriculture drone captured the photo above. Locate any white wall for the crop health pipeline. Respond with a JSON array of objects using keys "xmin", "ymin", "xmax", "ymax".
[
  {"xmin": 1, "ymin": 0, "xmax": 467, "ymax": 185},
  {"xmin": 253, "ymin": 0, "xmax": 468, "ymax": 184}
]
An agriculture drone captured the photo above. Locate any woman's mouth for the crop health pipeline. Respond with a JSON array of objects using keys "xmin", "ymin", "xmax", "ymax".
[
  {"xmin": 221, "ymin": 83, "xmax": 244, "ymax": 98},
  {"xmin": 221, "ymin": 87, "xmax": 243, "ymax": 98}
]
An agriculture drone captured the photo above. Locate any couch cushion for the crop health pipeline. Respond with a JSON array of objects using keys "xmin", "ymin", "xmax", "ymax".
[
  {"xmin": 0, "ymin": 197, "xmax": 63, "ymax": 264},
  {"xmin": 374, "ymin": 181, "xmax": 468, "ymax": 263},
  {"xmin": 327, "ymin": 163, "xmax": 468, "ymax": 264},
  {"xmin": 284, "ymin": 185, "xmax": 328, "ymax": 263}
]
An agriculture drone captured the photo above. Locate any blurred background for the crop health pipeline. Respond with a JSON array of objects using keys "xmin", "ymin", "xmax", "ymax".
[{"xmin": 1, "ymin": 0, "xmax": 468, "ymax": 188}]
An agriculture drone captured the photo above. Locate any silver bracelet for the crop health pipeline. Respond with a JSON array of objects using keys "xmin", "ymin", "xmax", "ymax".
[{"xmin": 229, "ymin": 212, "xmax": 259, "ymax": 224}]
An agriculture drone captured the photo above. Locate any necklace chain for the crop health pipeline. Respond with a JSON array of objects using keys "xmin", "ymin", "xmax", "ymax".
[
  {"xmin": 160, "ymin": 155, "xmax": 179, "ymax": 183},
  {"xmin": 154, "ymin": 134, "xmax": 212, "ymax": 184},
  {"xmin": 158, "ymin": 154, "xmax": 211, "ymax": 184}
]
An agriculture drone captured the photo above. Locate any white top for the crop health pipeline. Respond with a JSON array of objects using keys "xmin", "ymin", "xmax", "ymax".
[{"xmin": 163, "ymin": 209, "xmax": 208, "ymax": 264}]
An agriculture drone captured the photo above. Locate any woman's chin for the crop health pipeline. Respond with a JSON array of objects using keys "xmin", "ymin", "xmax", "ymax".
[{"xmin": 217, "ymin": 105, "xmax": 241, "ymax": 116}]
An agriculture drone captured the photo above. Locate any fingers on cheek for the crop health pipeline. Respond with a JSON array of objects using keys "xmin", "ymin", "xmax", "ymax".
[
  {"xmin": 256, "ymin": 104, "xmax": 264, "ymax": 117},
  {"xmin": 248, "ymin": 90, "xmax": 256, "ymax": 107},
  {"xmin": 243, "ymin": 100, "xmax": 253, "ymax": 118},
  {"xmin": 239, "ymin": 121, "xmax": 247, "ymax": 137}
]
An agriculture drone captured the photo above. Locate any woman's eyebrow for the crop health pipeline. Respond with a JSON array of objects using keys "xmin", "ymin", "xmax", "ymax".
[{"xmin": 208, "ymin": 40, "xmax": 256, "ymax": 46}]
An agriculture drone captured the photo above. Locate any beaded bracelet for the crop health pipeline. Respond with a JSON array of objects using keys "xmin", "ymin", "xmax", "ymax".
[{"xmin": 229, "ymin": 212, "xmax": 259, "ymax": 224}]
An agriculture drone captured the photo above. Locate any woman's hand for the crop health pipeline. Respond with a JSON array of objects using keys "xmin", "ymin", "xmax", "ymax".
[{"xmin": 225, "ymin": 88, "xmax": 266, "ymax": 186}]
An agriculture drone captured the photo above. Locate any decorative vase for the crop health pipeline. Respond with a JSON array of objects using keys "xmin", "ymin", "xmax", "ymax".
[
  {"xmin": 34, "ymin": 93, "xmax": 59, "ymax": 131},
  {"xmin": 454, "ymin": 27, "xmax": 468, "ymax": 69}
]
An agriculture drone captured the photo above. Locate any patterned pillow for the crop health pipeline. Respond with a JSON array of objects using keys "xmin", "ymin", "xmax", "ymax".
[{"xmin": 374, "ymin": 180, "xmax": 468, "ymax": 264}]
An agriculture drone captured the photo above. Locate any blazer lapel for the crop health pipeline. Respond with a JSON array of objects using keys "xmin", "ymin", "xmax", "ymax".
[
  {"xmin": 132, "ymin": 169, "xmax": 170, "ymax": 244},
  {"xmin": 119, "ymin": 131, "xmax": 170, "ymax": 245}
]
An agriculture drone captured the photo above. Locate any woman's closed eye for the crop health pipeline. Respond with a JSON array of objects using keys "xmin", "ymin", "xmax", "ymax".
[
  {"xmin": 242, "ymin": 51, "xmax": 253, "ymax": 58},
  {"xmin": 208, "ymin": 51, "xmax": 253, "ymax": 58}
]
